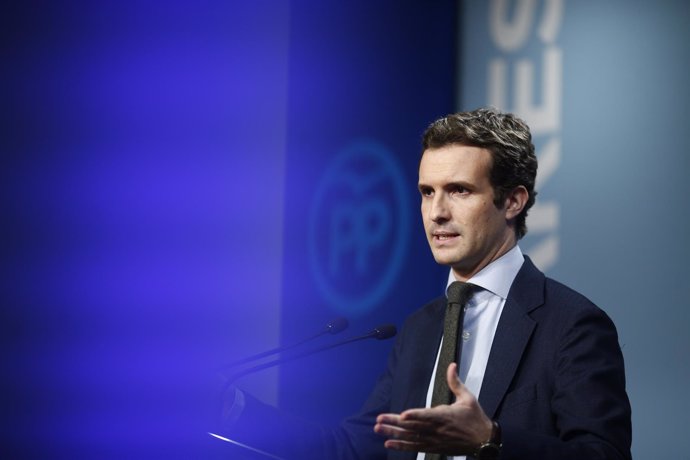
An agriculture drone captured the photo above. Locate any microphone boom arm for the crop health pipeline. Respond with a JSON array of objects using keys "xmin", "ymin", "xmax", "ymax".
[{"xmin": 226, "ymin": 324, "xmax": 397, "ymax": 383}]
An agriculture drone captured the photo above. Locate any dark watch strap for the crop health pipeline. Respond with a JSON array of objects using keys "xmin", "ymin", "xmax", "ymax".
[{"xmin": 473, "ymin": 420, "xmax": 502, "ymax": 460}]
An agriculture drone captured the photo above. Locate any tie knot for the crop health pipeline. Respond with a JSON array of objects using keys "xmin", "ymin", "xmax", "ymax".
[{"xmin": 447, "ymin": 281, "xmax": 475, "ymax": 306}]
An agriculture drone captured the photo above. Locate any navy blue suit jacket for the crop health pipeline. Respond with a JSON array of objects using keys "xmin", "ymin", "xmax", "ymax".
[{"xmin": 232, "ymin": 257, "xmax": 632, "ymax": 459}]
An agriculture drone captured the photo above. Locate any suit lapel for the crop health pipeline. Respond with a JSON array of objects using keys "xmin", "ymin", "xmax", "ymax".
[
  {"xmin": 478, "ymin": 257, "xmax": 543, "ymax": 418},
  {"xmin": 403, "ymin": 298, "xmax": 445, "ymax": 411}
]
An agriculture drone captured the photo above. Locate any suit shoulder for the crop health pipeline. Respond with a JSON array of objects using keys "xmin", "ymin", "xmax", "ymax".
[
  {"xmin": 405, "ymin": 295, "xmax": 445, "ymax": 323},
  {"xmin": 395, "ymin": 295, "xmax": 445, "ymax": 340},
  {"xmin": 543, "ymin": 277, "xmax": 596, "ymax": 307},
  {"xmin": 541, "ymin": 276, "xmax": 616, "ymax": 325}
]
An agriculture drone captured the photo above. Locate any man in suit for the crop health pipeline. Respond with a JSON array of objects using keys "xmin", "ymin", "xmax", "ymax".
[{"xmin": 222, "ymin": 108, "xmax": 632, "ymax": 460}]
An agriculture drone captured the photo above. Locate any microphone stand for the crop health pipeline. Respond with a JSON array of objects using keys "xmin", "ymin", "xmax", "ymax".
[
  {"xmin": 223, "ymin": 324, "xmax": 396, "ymax": 384},
  {"xmin": 216, "ymin": 317, "xmax": 349, "ymax": 371}
]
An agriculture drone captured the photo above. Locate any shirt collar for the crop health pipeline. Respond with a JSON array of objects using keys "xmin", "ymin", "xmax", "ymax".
[{"xmin": 445, "ymin": 245, "xmax": 525, "ymax": 300}]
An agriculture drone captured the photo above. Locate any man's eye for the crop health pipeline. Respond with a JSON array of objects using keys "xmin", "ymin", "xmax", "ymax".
[{"xmin": 420, "ymin": 188, "xmax": 433, "ymax": 197}]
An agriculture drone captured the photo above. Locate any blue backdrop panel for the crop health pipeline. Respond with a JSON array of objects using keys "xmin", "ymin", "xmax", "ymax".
[
  {"xmin": 459, "ymin": 1, "xmax": 690, "ymax": 457},
  {"xmin": 278, "ymin": 1, "xmax": 456, "ymax": 425}
]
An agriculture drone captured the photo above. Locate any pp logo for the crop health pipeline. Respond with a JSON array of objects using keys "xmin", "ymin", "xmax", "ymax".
[{"xmin": 308, "ymin": 140, "xmax": 410, "ymax": 316}]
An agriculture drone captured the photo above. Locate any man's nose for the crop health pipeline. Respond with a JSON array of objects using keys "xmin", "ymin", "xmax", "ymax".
[{"xmin": 430, "ymin": 194, "xmax": 450, "ymax": 222}]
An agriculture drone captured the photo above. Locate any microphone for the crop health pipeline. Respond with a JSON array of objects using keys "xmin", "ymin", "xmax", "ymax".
[
  {"xmin": 217, "ymin": 317, "xmax": 349, "ymax": 371},
  {"xmin": 370, "ymin": 324, "xmax": 397, "ymax": 340},
  {"xmin": 225, "ymin": 323, "xmax": 397, "ymax": 383}
]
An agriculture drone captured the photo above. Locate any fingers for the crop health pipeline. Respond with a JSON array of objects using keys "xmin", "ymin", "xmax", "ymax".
[
  {"xmin": 374, "ymin": 414, "xmax": 438, "ymax": 453},
  {"xmin": 376, "ymin": 413, "xmax": 435, "ymax": 433},
  {"xmin": 383, "ymin": 438, "xmax": 425, "ymax": 452},
  {"xmin": 398, "ymin": 406, "xmax": 454, "ymax": 426},
  {"xmin": 376, "ymin": 413, "xmax": 402, "ymax": 425},
  {"xmin": 375, "ymin": 415, "xmax": 424, "ymax": 446},
  {"xmin": 374, "ymin": 421, "xmax": 412, "ymax": 439},
  {"xmin": 399, "ymin": 407, "xmax": 439, "ymax": 423}
]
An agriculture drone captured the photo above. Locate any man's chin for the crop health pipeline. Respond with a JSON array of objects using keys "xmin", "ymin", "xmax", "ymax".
[{"xmin": 431, "ymin": 254, "xmax": 462, "ymax": 267}]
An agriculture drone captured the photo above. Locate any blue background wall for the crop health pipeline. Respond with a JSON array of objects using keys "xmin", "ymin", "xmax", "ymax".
[
  {"xmin": 2, "ymin": 1, "xmax": 454, "ymax": 457},
  {"xmin": 2, "ymin": 1, "xmax": 294, "ymax": 457},
  {"xmin": 3, "ymin": 1, "xmax": 688, "ymax": 458},
  {"xmin": 278, "ymin": 1, "xmax": 456, "ymax": 426}
]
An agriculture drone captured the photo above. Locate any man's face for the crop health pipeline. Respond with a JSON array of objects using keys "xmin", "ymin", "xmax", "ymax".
[{"xmin": 418, "ymin": 145, "xmax": 517, "ymax": 280}]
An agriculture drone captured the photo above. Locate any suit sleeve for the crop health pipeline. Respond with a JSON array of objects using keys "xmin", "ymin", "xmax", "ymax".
[
  {"xmin": 333, "ymin": 316, "xmax": 409, "ymax": 460},
  {"xmin": 500, "ymin": 304, "xmax": 632, "ymax": 460}
]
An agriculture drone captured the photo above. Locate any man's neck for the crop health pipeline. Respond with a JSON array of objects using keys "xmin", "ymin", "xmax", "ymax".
[{"xmin": 451, "ymin": 237, "xmax": 517, "ymax": 282}]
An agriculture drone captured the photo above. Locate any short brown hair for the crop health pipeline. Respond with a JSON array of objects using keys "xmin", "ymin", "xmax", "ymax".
[{"xmin": 422, "ymin": 108, "xmax": 537, "ymax": 239}]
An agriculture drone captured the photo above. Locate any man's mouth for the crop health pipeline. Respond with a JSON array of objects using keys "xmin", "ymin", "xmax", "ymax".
[{"xmin": 433, "ymin": 231, "xmax": 459, "ymax": 241}]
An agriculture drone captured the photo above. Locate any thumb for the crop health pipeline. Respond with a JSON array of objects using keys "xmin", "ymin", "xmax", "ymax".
[{"xmin": 446, "ymin": 362, "xmax": 467, "ymax": 400}]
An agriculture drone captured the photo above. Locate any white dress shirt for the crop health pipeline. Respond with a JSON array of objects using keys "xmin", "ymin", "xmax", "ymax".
[{"xmin": 416, "ymin": 245, "xmax": 524, "ymax": 460}]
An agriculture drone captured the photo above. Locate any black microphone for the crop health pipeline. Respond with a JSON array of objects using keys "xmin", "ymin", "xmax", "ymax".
[
  {"xmin": 217, "ymin": 317, "xmax": 349, "ymax": 371},
  {"xmin": 370, "ymin": 324, "xmax": 397, "ymax": 340},
  {"xmin": 225, "ymin": 323, "xmax": 397, "ymax": 383}
]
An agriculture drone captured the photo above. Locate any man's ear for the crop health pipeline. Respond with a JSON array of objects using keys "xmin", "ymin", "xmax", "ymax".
[{"xmin": 504, "ymin": 185, "xmax": 529, "ymax": 220}]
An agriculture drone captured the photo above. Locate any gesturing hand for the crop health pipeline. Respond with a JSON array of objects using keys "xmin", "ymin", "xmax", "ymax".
[{"xmin": 373, "ymin": 362, "xmax": 493, "ymax": 455}]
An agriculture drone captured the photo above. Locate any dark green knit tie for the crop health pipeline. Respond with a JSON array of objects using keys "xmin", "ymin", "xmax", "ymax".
[{"xmin": 424, "ymin": 281, "xmax": 475, "ymax": 460}]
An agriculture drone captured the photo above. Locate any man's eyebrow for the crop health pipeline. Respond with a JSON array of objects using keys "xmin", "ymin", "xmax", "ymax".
[{"xmin": 444, "ymin": 180, "xmax": 471, "ymax": 189}]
